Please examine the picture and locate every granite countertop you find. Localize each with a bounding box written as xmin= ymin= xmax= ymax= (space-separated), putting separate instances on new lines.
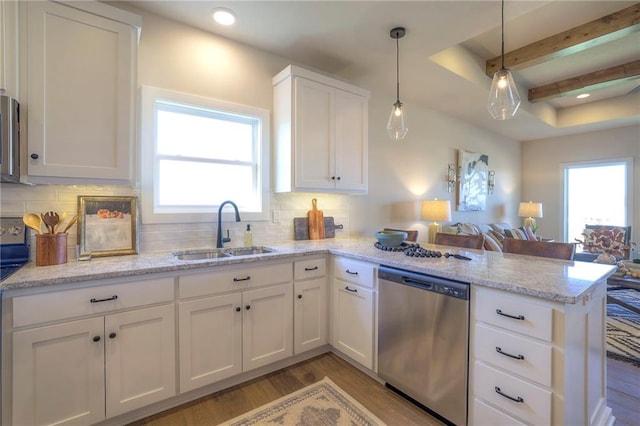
xmin=0 ymin=238 xmax=617 ymax=303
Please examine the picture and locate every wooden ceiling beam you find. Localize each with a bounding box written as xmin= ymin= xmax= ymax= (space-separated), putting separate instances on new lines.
xmin=486 ymin=3 xmax=640 ymax=76
xmin=527 ymin=60 xmax=640 ymax=103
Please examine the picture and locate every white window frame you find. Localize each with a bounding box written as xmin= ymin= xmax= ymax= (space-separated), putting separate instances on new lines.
xmin=139 ymin=86 xmax=270 ymax=224
xmin=561 ymin=157 xmax=634 ymax=243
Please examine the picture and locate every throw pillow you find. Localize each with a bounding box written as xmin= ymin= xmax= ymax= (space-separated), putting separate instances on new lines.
xmin=512 ymin=228 xmax=527 ymax=240
xmin=581 ymin=227 xmax=627 ymax=258
xmin=483 ymin=232 xmax=503 ymax=252
xmin=524 ymin=226 xmax=537 ymax=241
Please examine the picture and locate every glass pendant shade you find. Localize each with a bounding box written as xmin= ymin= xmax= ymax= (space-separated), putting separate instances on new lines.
xmin=488 ymin=68 xmax=521 ymax=120
xmin=387 ymin=101 xmax=408 ymax=140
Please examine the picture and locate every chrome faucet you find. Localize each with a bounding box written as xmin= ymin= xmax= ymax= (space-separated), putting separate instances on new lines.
xmin=216 ymin=200 xmax=241 ymax=248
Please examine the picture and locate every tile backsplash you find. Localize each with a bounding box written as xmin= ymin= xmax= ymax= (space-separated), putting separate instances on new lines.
xmin=0 ymin=184 xmax=352 ymax=261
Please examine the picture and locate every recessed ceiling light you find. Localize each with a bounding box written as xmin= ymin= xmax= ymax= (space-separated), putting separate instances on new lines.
xmin=212 ymin=8 xmax=236 ymax=26
xmin=576 ymin=93 xmax=590 ymax=99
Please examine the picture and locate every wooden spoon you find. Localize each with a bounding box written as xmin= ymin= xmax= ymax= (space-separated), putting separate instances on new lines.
xmin=60 ymin=215 xmax=78 ymax=234
xmin=23 ymin=213 xmax=43 ymax=235
xmin=42 ymin=211 xmax=59 ymax=234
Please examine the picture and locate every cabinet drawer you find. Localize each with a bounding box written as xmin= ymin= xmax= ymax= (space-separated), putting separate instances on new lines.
xmin=333 ymin=257 xmax=375 ymax=289
xmin=179 ymin=262 xmax=293 ymax=299
xmin=474 ymin=323 xmax=552 ymax=386
xmin=474 ymin=361 xmax=551 ymax=425
xmin=472 ymin=398 xmax=526 ymax=426
xmin=474 ymin=287 xmax=553 ymax=342
xmin=294 ymin=257 xmax=326 ymax=280
xmin=13 ymin=277 xmax=174 ymax=327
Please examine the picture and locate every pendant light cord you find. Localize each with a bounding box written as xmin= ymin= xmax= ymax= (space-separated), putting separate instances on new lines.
xmin=396 ymin=36 xmax=400 ymax=103
xmin=501 ymin=0 xmax=505 ymax=70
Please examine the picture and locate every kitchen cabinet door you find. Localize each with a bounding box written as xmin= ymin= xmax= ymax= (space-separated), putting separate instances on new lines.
xmin=293 ymin=77 xmax=334 ymax=190
xmin=105 ymin=304 xmax=176 ymax=418
xmin=23 ymin=1 xmax=139 ymax=183
xmin=13 ymin=317 xmax=106 ymax=426
xmin=294 ymin=277 xmax=328 ymax=354
xmin=178 ymin=293 xmax=243 ymax=392
xmin=242 ymin=283 xmax=293 ymax=371
xmin=334 ymin=89 xmax=368 ymax=191
xmin=0 ymin=0 xmax=18 ymax=96
xmin=332 ymin=280 xmax=374 ymax=369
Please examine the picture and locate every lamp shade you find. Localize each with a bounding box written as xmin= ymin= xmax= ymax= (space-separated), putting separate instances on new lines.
xmin=518 ymin=201 xmax=543 ymax=218
xmin=421 ymin=200 xmax=452 ymax=222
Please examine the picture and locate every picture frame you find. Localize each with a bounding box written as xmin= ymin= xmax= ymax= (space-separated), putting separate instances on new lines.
xmin=457 ymin=149 xmax=488 ymax=212
xmin=77 ymin=196 xmax=138 ymax=257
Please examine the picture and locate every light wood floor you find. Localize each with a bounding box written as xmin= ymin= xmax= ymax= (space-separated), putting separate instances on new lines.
xmin=131 ymin=353 xmax=638 ymax=426
xmin=607 ymin=357 xmax=640 ymax=426
xmin=130 ymin=352 xmax=444 ymax=425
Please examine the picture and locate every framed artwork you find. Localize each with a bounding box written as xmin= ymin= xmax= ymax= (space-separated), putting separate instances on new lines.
xmin=457 ymin=149 xmax=488 ymax=211
xmin=77 ymin=196 xmax=138 ymax=257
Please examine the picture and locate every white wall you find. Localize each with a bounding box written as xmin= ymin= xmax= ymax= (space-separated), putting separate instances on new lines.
xmin=2 ymin=4 xmax=527 ymax=260
xmin=521 ymin=125 xmax=640 ymax=243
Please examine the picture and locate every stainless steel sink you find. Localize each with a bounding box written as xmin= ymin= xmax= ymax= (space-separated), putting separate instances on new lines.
xmin=227 ymin=246 xmax=274 ymax=256
xmin=173 ymin=246 xmax=274 ymax=260
xmin=173 ymin=249 xmax=232 ymax=260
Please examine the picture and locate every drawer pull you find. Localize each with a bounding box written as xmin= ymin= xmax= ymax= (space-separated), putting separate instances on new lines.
xmin=496 ymin=346 xmax=525 ymax=360
xmin=90 ymin=295 xmax=118 ymax=303
xmin=233 ymin=276 xmax=251 ymax=282
xmin=92 ymin=336 xmax=101 ymax=342
xmin=496 ymin=309 xmax=525 ymax=321
xmin=305 ymin=266 xmax=319 ymax=271
xmin=495 ymin=386 xmax=524 ymax=403
xmin=346 ymin=269 xmax=359 ymax=275
xmin=345 ymin=286 xmax=358 ymax=293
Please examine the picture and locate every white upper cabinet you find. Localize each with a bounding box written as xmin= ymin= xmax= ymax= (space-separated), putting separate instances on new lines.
xmin=22 ymin=1 xmax=140 ymax=184
xmin=0 ymin=0 xmax=19 ymax=96
xmin=273 ymin=65 xmax=370 ymax=194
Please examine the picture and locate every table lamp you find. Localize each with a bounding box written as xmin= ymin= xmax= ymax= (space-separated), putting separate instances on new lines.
xmin=421 ymin=199 xmax=452 ymax=244
xmin=518 ymin=201 xmax=543 ymax=230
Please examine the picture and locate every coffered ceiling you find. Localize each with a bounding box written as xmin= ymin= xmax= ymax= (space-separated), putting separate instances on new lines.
xmin=120 ymin=1 xmax=640 ymax=141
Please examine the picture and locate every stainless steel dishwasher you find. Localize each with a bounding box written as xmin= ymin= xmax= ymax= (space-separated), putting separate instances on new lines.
xmin=378 ymin=266 xmax=470 ymax=426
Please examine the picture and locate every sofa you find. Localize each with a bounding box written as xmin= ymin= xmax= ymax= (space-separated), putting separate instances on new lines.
xmin=443 ymin=222 xmax=635 ymax=262
xmin=441 ymin=222 xmax=532 ymax=252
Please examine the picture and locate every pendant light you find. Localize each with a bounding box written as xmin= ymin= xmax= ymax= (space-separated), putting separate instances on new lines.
xmin=387 ymin=27 xmax=408 ymax=140
xmin=487 ymin=0 xmax=521 ymax=120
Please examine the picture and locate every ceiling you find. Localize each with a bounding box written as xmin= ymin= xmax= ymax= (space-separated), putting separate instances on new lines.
xmin=121 ymin=1 xmax=640 ymax=141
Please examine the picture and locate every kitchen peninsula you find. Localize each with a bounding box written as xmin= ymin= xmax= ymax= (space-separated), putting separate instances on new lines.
xmin=1 ymin=239 xmax=617 ymax=425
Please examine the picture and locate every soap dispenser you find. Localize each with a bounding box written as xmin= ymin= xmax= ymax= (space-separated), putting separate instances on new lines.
xmin=244 ymin=224 xmax=253 ymax=246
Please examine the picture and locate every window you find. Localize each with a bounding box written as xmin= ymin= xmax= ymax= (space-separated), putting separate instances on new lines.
xmin=563 ymin=158 xmax=633 ymax=247
xmin=140 ymin=86 xmax=270 ymax=224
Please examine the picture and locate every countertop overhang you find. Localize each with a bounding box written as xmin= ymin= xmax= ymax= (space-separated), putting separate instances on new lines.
xmin=0 ymin=238 xmax=617 ymax=303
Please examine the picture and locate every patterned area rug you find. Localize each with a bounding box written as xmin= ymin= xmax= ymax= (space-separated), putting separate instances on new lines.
xmin=218 ymin=377 xmax=386 ymax=426
xmin=607 ymin=288 xmax=640 ymax=367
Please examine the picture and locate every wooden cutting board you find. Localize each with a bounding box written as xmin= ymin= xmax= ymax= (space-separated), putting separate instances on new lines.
xmin=307 ymin=199 xmax=325 ymax=240
xmin=294 ymin=217 xmax=343 ymax=240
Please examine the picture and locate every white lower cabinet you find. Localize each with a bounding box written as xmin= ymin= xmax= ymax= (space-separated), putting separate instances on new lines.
xmin=331 ymin=257 xmax=376 ymax=369
xmin=293 ymin=257 xmax=328 ymax=354
xmin=12 ymin=303 xmax=175 ymax=425
xmin=178 ymin=263 xmax=294 ymax=393
xmin=179 ymin=293 xmax=242 ymax=391
xmin=469 ymin=284 xmax=610 ymax=426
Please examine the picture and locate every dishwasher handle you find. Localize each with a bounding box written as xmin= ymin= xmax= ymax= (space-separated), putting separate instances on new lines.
xmin=402 ymin=277 xmax=433 ymax=290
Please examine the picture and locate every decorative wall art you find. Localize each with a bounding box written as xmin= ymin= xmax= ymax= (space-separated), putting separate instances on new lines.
xmin=77 ymin=196 xmax=138 ymax=257
xmin=457 ymin=149 xmax=489 ymax=211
